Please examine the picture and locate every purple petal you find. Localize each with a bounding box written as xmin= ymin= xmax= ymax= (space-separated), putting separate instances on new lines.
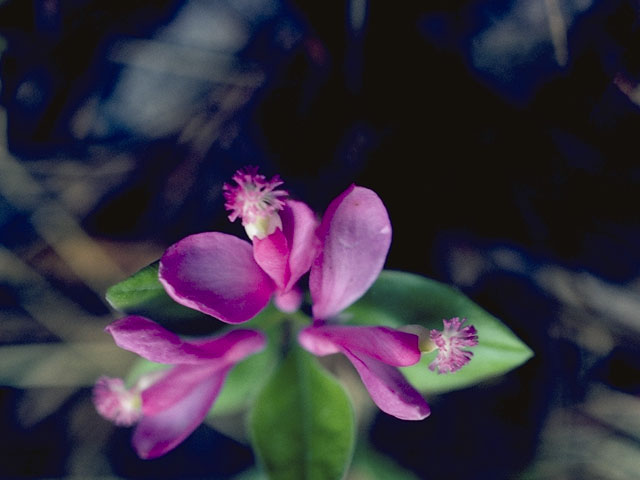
xmin=159 ymin=232 xmax=276 ymax=324
xmin=192 ymin=328 xmax=267 ymax=364
xmin=132 ymin=367 xmax=229 ymax=459
xmin=342 ymin=348 xmax=430 ymax=421
xmin=299 ymin=325 xmax=429 ymax=419
xmin=253 ymin=200 xmax=319 ymax=292
xmin=139 ymin=329 xmax=265 ymax=414
xmin=106 ymin=316 xmax=206 ymax=364
xmin=106 ymin=317 xmax=266 ymax=365
xmin=310 ymin=185 xmax=391 ymax=320
xmin=141 ymin=364 xmax=217 ymax=415
xmin=252 ymin=228 xmax=288 ymax=290
xmin=298 ymin=324 xmax=421 ymax=366
xmin=280 ymin=200 xmax=319 ymax=291
xmin=298 ymin=324 xmax=342 ymax=356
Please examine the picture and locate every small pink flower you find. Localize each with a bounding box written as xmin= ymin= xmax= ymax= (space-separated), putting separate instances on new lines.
xmin=299 ymin=185 xmax=430 ymax=421
xmin=429 ymin=317 xmax=478 ymax=374
xmin=93 ymin=316 xmax=266 ymax=459
xmin=159 ymin=168 xmax=319 ymax=323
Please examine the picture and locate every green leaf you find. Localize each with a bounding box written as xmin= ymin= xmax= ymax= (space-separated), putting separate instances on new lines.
xmin=345 ymin=270 xmax=533 ymax=393
xmin=106 ymin=261 xmax=221 ymax=334
xmin=250 ymin=345 xmax=355 ymax=480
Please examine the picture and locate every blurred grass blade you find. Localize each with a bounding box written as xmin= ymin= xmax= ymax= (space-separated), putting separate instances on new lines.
xmin=0 ymin=342 xmax=135 ymax=388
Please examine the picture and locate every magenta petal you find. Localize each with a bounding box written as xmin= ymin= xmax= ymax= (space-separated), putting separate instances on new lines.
xmin=107 ymin=317 xmax=266 ymax=365
xmin=193 ymin=328 xmax=267 ymax=365
xmin=141 ymin=364 xmax=217 ymax=415
xmin=253 ymin=228 xmax=288 ymax=289
xmin=159 ymin=232 xmax=276 ymax=324
xmin=300 ymin=325 xmax=429 ymax=420
xmin=253 ymin=200 xmax=319 ymax=292
xmin=310 ymin=185 xmax=392 ymax=320
xmin=280 ymin=200 xmax=319 ymax=291
xmin=140 ymin=330 xmax=265 ymax=413
xmin=298 ymin=325 xmax=342 ymax=356
xmin=298 ymin=324 xmax=421 ymax=366
xmin=106 ymin=316 xmax=207 ymax=364
xmin=132 ymin=368 xmax=229 ymax=459
xmin=342 ymin=348 xmax=430 ymax=421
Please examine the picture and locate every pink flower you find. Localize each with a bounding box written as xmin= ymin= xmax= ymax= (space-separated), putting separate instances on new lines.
xmin=298 ymin=185 xmax=431 ymax=420
xmin=159 ymin=168 xmax=319 ymax=323
xmin=429 ymin=317 xmax=478 ymax=374
xmin=93 ymin=316 xmax=266 ymax=459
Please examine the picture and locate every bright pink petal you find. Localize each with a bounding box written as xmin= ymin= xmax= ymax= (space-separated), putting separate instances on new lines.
xmin=132 ymin=368 xmax=229 ymax=459
xmin=253 ymin=200 xmax=319 ymax=292
xmin=342 ymin=349 xmax=430 ymax=421
xmin=298 ymin=324 xmax=421 ymax=366
xmin=191 ymin=328 xmax=267 ymax=365
xmin=253 ymin=228 xmax=288 ymax=289
xmin=106 ymin=316 xmax=208 ymax=364
xmin=280 ymin=200 xmax=319 ymax=291
xmin=141 ymin=364 xmax=217 ymax=415
xmin=159 ymin=232 xmax=276 ymax=324
xmin=299 ymin=323 xmax=429 ymax=420
xmin=139 ymin=329 xmax=265 ymax=414
xmin=107 ymin=317 xmax=266 ymax=365
xmin=310 ymin=185 xmax=391 ymax=320
xmin=298 ymin=324 xmax=342 ymax=356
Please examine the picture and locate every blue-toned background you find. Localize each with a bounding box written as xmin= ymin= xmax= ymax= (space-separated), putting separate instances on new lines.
xmin=1 ymin=0 xmax=639 ymax=478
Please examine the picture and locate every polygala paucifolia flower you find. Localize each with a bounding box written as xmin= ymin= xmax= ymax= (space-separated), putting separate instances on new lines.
xmin=94 ymin=166 xmax=478 ymax=458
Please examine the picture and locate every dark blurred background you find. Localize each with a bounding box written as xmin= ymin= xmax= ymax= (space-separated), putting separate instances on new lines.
xmin=1 ymin=0 xmax=639 ymax=478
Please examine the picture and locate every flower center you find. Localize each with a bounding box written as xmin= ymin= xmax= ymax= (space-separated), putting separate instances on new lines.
xmin=428 ymin=317 xmax=478 ymax=374
xmin=93 ymin=376 xmax=143 ymax=426
xmin=223 ymin=167 xmax=288 ymax=239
